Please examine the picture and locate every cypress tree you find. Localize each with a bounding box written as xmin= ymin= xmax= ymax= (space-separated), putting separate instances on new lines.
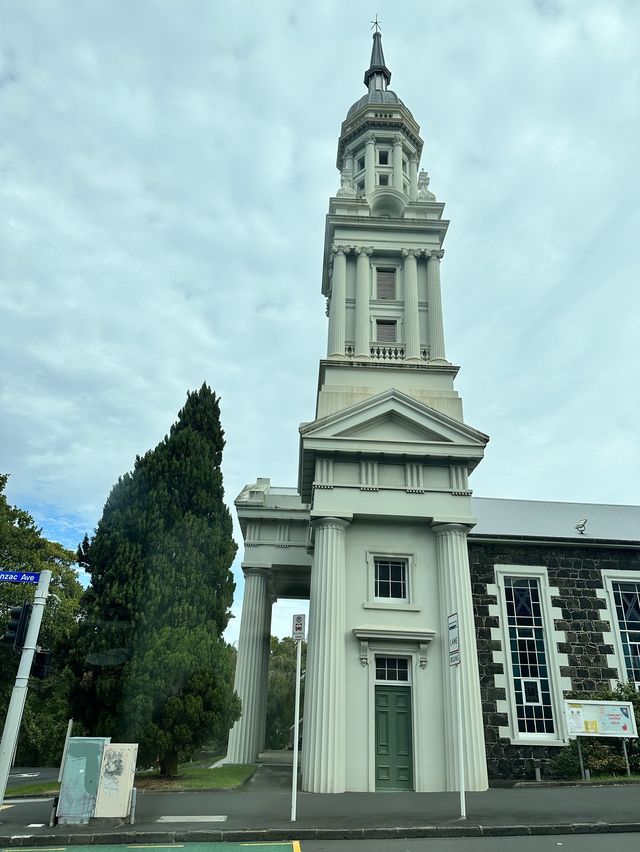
xmin=74 ymin=384 xmax=240 ymax=775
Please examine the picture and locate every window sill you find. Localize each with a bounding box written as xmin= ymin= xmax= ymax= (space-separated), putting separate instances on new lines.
xmin=363 ymin=602 xmax=421 ymax=612
xmin=508 ymin=738 xmax=566 ymax=748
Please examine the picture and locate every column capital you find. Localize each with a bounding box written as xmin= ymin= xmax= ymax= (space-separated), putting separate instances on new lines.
xmin=409 ymin=153 xmax=418 ymax=163
xmin=401 ymin=248 xmax=419 ymax=259
xmin=426 ymin=249 xmax=444 ymax=261
xmin=431 ymin=522 xmax=471 ymax=538
xmin=312 ymin=516 xmax=350 ymax=532
xmin=332 ymin=245 xmax=350 ymax=256
xmin=393 ymin=133 xmax=403 ymax=146
xmin=365 ymin=133 xmax=376 ymax=145
xmin=354 ymin=246 xmax=373 ymax=257
xmin=242 ymin=566 xmax=271 ymax=579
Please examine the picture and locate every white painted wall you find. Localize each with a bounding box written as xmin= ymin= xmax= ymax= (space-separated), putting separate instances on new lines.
xmin=343 ymin=519 xmax=446 ymax=791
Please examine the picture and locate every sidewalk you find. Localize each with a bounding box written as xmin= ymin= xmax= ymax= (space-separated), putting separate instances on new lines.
xmin=1 ymin=756 xmax=640 ymax=844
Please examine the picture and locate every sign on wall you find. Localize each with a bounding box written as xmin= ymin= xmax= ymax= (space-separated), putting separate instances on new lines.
xmin=564 ymin=700 xmax=638 ymax=738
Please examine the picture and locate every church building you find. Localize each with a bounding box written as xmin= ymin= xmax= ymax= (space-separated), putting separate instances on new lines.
xmin=226 ymin=32 xmax=640 ymax=792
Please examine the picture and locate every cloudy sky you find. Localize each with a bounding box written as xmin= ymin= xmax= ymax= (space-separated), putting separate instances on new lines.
xmin=2 ymin=0 xmax=638 ymax=643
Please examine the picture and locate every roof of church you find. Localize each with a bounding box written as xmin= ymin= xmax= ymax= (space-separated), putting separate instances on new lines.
xmin=471 ymin=496 xmax=640 ymax=544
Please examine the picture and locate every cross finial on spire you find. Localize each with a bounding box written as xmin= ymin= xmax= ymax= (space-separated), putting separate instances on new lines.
xmin=364 ymin=17 xmax=390 ymax=90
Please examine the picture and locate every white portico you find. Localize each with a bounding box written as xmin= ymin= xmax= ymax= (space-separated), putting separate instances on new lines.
xmin=227 ymin=31 xmax=489 ymax=793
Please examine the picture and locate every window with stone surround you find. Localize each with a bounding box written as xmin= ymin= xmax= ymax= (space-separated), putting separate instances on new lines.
xmin=495 ymin=565 xmax=564 ymax=742
xmin=601 ymin=570 xmax=640 ymax=689
xmin=364 ymin=551 xmax=419 ymax=611
xmin=374 ymin=557 xmax=407 ymax=601
xmin=503 ymin=577 xmax=554 ymax=734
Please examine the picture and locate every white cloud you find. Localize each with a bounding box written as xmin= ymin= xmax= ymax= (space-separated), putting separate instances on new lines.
xmin=1 ymin=1 xmax=638 ymax=642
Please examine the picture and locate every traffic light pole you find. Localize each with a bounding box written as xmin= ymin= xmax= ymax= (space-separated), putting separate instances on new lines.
xmin=0 ymin=570 xmax=52 ymax=805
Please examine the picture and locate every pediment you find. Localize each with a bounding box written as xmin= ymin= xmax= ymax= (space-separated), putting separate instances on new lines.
xmin=336 ymin=411 xmax=451 ymax=443
xmin=300 ymin=388 xmax=488 ymax=449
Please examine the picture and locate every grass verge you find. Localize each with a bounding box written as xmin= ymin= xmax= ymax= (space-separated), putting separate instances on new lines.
xmin=5 ymin=760 xmax=255 ymax=797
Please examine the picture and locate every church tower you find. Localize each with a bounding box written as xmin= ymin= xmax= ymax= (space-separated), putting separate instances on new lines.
xmin=228 ymin=31 xmax=490 ymax=795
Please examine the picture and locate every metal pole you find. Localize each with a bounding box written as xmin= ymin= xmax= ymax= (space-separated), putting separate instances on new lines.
xmin=576 ymin=737 xmax=585 ymax=781
xmin=622 ymin=738 xmax=631 ymax=778
xmin=456 ymin=662 xmax=466 ymax=819
xmin=0 ymin=570 xmax=52 ymax=804
xmin=290 ymin=638 xmax=302 ymax=822
xmin=58 ymin=718 xmax=74 ymax=782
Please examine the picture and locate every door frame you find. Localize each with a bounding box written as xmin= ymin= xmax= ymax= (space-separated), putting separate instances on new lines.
xmin=366 ymin=645 xmax=423 ymax=792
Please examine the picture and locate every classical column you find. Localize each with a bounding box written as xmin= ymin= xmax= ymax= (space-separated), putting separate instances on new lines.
xmin=409 ymin=155 xmax=418 ymax=201
xmin=258 ymin=594 xmax=275 ymax=752
xmin=344 ymin=151 xmax=354 ymax=181
xmin=392 ymin=134 xmax=404 ymax=191
xmin=432 ymin=524 xmax=488 ymax=791
xmin=364 ymin=134 xmax=376 ymax=195
xmin=226 ymin=567 xmax=271 ymax=763
xmin=402 ymin=249 xmax=421 ymax=362
xmin=355 ymin=246 xmax=372 ymax=359
xmin=302 ymin=517 xmax=349 ymax=793
xmin=426 ymin=250 xmax=447 ymax=362
xmin=327 ymin=246 xmax=348 ymax=358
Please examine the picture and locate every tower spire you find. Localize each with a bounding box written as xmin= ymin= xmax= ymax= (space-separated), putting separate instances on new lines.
xmin=364 ymin=26 xmax=391 ymax=92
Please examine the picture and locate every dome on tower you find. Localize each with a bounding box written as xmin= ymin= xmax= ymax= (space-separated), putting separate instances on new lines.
xmin=346 ymin=88 xmax=406 ymax=119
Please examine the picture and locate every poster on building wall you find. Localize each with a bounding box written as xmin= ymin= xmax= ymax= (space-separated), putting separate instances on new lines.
xmin=564 ymin=700 xmax=638 ymax=738
xmin=94 ymin=743 xmax=138 ymax=817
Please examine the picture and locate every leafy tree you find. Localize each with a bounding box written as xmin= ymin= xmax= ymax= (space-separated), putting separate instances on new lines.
xmin=73 ymin=384 xmax=240 ymax=775
xmin=265 ymin=636 xmax=306 ymax=749
xmin=0 ymin=474 xmax=82 ymax=765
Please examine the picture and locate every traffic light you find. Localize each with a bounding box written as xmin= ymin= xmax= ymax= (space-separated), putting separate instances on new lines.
xmin=31 ymin=649 xmax=52 ymax=679
xmin=3 ymin=601 xmax=32 ymax=651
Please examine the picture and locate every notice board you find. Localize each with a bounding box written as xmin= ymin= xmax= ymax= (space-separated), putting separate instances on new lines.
xmin=564 ymin=700 xmax=638 ymax=738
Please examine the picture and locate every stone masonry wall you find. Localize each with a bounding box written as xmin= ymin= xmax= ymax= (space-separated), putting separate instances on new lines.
xmin=468 ymin=540 xmax=640 ymax=781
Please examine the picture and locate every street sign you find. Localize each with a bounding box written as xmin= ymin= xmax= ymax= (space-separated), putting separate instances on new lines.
xmin=0 ymin=571 xmax=40 ymax=584
xmin=448 ymin=612 xmax=460 ymax=666
xmin=292 ymin=613 xmax=306 ymax=640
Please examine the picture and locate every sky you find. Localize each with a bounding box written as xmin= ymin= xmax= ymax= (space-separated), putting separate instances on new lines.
xmin=2 ymin=0 xmax=639 ymax=644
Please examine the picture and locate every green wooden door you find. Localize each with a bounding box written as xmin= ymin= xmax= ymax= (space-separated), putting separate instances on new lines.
xmin=375 ymin=685 xmax=413 ymax=790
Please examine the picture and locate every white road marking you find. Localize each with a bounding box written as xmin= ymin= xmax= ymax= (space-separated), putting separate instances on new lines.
xmin=156 ymin=815 xmax=227 ymax=823
xmin=3 ymin=797 xmax=53 ymax=804
xmin=27 ymin=824 xmax=46 ymax=828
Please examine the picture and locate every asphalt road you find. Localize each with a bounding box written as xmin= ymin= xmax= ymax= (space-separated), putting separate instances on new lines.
xmin=6 ymin=768 xmax=58 ymax=789
xmin=0 ymin=840 xmax=639 ymax=852
xmin=303 ymin=838 xmax=640 ymax=852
